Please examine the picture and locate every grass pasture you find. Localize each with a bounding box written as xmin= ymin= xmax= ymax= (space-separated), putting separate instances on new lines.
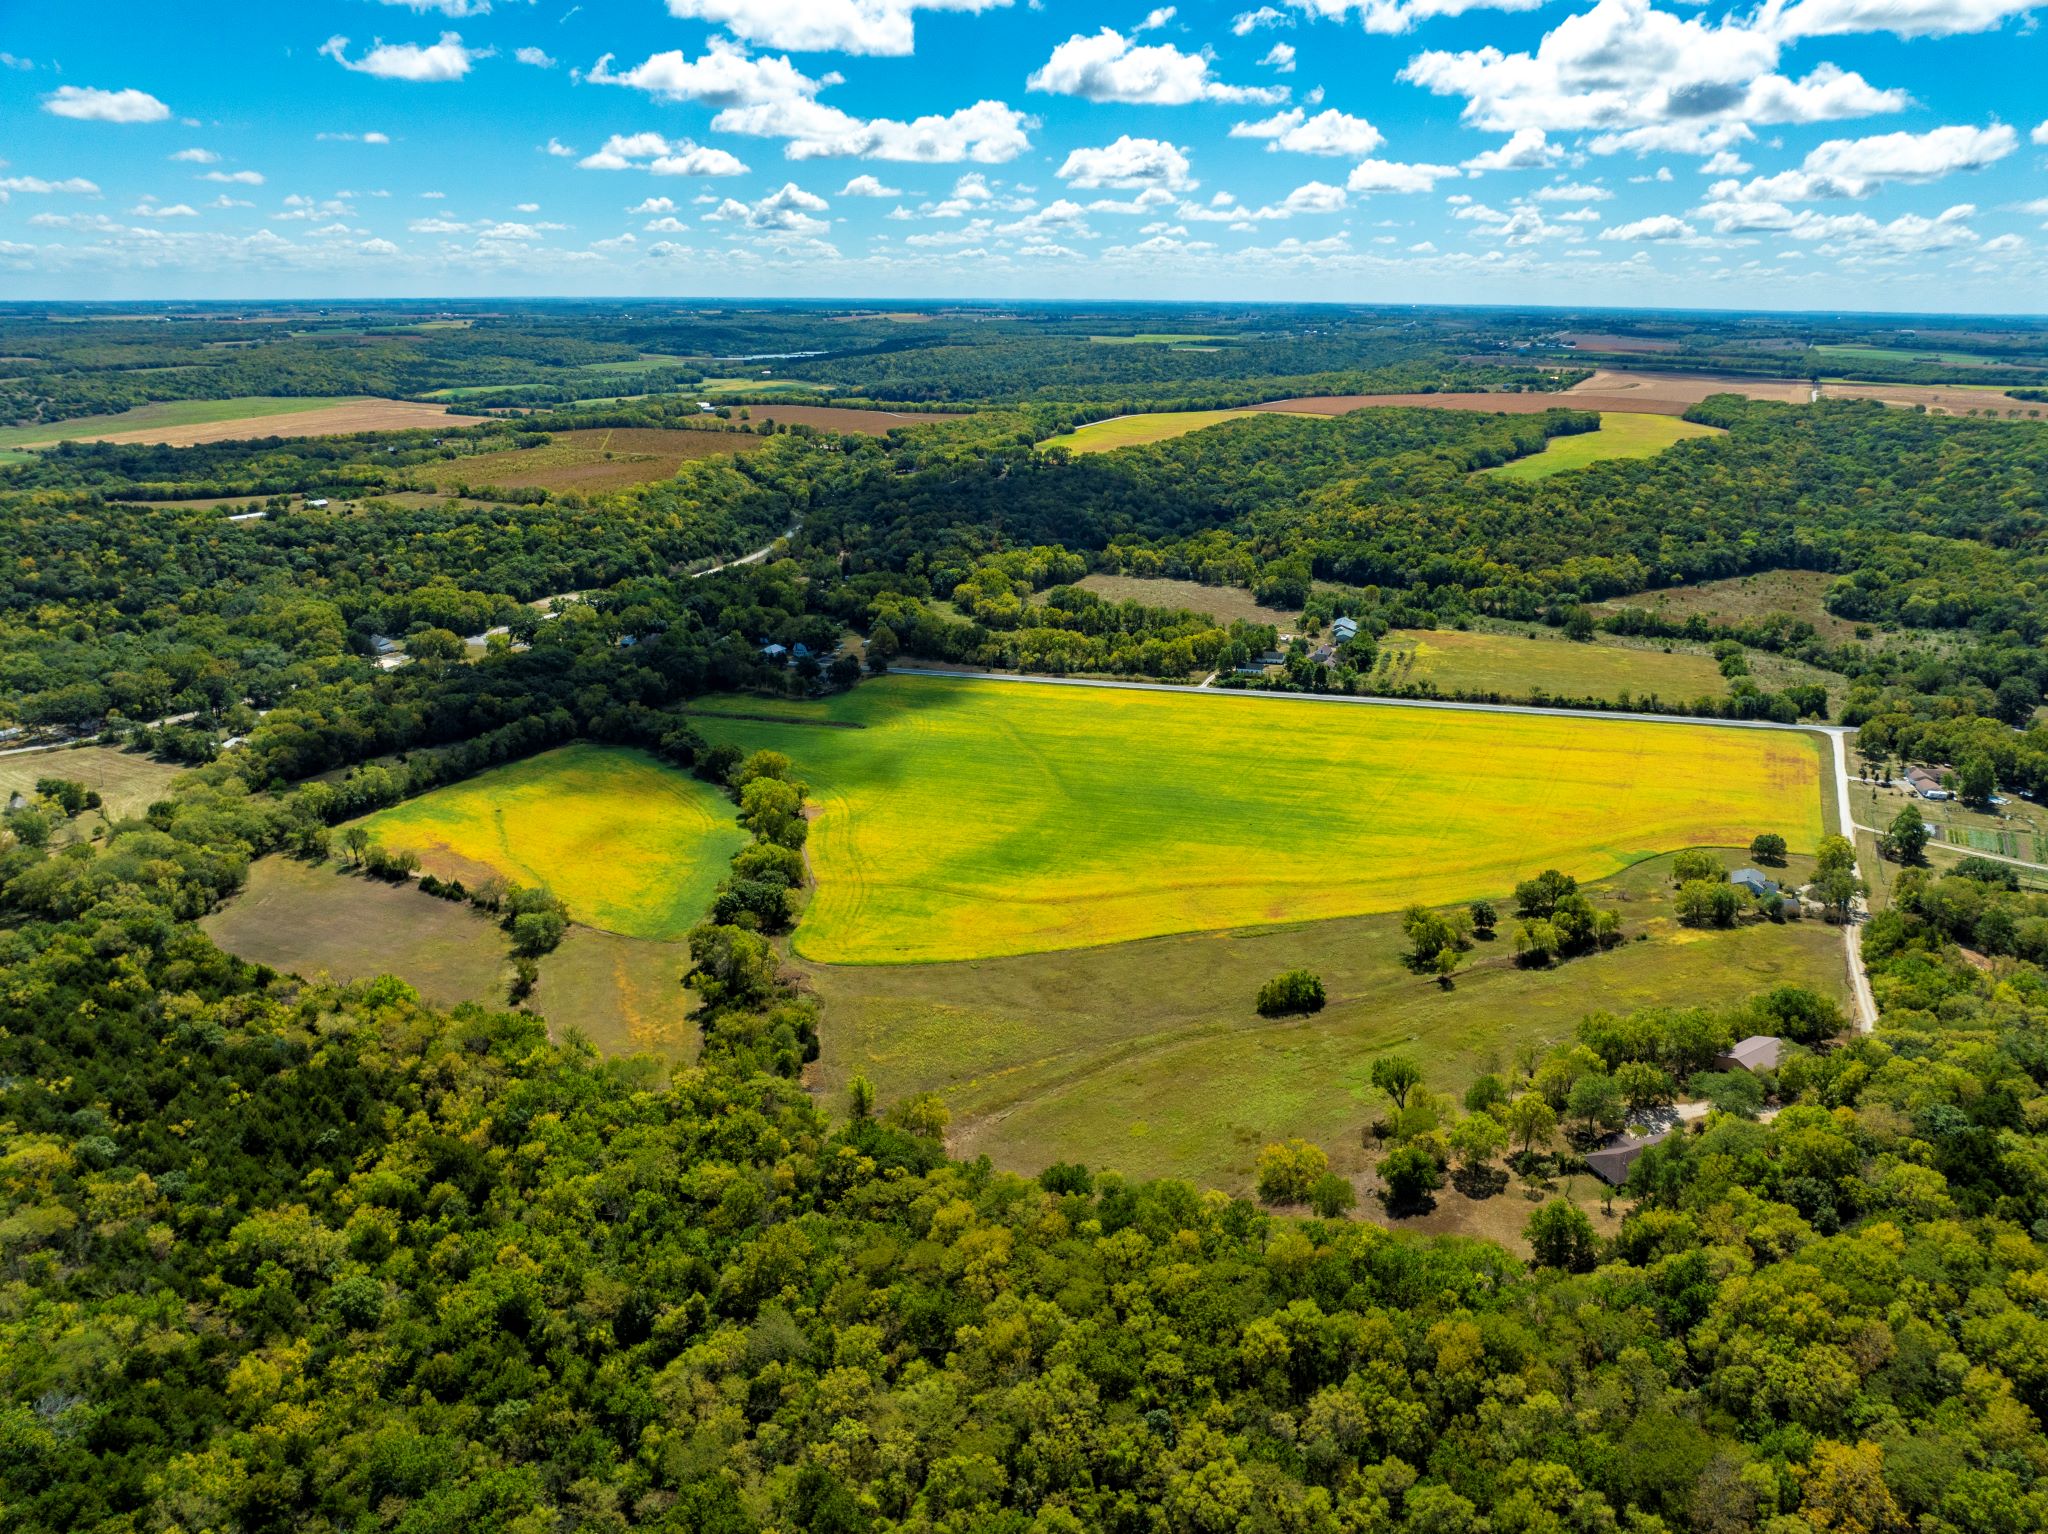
xmin=415 ymin=427 xmax=764 ymax=494
xmin=0 ymin=746 xmax=184 ymax=824
xmin=1482 ymin=412 xmax=1721 ymax=480
xmin=1375 ymin=626 xmax=1728 ymax=703
xmin=351 ymin=744 xmax=744 ymax=941
xmin=1088 ymin=333 xmax=1232 ymax=346
xmin=1074 ymin=574 xmax=1299 ymax=627
xmin=803 ymin=849 xmax=1846 ymax=1191
xmin=1595 ymin=570 xmax=1865 ymax=643
xmin=690 ymin=675 xmax=1827 ymax=964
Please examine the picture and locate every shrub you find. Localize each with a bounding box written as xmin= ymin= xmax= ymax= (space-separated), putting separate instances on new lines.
xmin=1526 ymin=1200 xmax=1599 ymax=1271
xmin=1377 ymin=1143 xmax=1444 ymax=1212
xmin=1039 ymin=1162 xmax=1093 ymax=1196
xmin=1254 ymin=1139 xmax=1330 ymax=1205
xmin=1672 ymin=849 xmax=1723 ymax=885
xmin=1308 ymin=1173 xmax=1357 ymax=1219
xmin=1256 ymin=969 xmax=1326 ymax=1016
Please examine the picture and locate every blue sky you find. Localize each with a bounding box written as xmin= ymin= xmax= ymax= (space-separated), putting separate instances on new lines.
xmin=2 ymin=0 xmax=2045 ymax=309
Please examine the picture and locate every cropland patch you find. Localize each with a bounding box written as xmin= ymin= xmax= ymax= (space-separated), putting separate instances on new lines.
xmin=1816 ymin=380 xmax=2048 ymax=418
xmin=1374 ymin=626 xmax=1729 ymax=703
xmin=1041 ymin=408 xmax=1317 ymax=453
xmin=1482 ymin=411 xmax=1722 ymax=480
xmin=415 ymin=426 xmax=764 ymax=494
xmin=690 ymin=675 xmax=1828 ymax=963
xmin=1555 ymin=332 xmax=1683 ymax=354
xmin=0 ymin=396 xmax=487 ymax=449
xmin=801 ymin=849 xmax=1846 ymax=1191
xmin=1564 ymin=369 xmax=1815 ymax=409
xmin=1088 ymin=333 xmax=1232 ymax=345
xmin=352 ymin=744 xmax=745 ymax=941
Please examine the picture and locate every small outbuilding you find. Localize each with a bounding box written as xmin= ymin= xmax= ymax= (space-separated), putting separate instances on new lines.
xmin=305 ymin=497 xmax=330 ymax=509
xmin=1331 ymin=616 xmax=1360 ymax=642
xmin=760 ymin=642 xmax=788 ymax=662
xmin=1715 ymin=1035 xmax=1784 ymax=1074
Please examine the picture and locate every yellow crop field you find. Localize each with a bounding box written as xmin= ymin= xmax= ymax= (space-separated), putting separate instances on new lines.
xmin=1482 ymin=411 xmax=1721 ymax=480
xmin=691 ymin=676 xmax=1826 ymax=963
xmin=352 ymin=744 xmax=744 ymax=941
xmin=1039 ymin=408 xmax=1315 ymax=454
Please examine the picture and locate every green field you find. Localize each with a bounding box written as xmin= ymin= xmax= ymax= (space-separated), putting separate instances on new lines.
xmin=0 ymin=395 xmax=357 ymax=450
xmin=690 ymin=675 xmax=1827 ymax=963
xmin=352 ymin=744 xmax=744 ymax=941
xmin=1483 ymin=412 xmax=1722 ymax=480
xmin=803 ymin=849 xmax=1844 ymax=1191
xmin=1088 ymin=333 xmax=1232 ymax=346
xmin=1040 ymin=408 xmax=1316 ymax=454
xmin=1813 ymin=344 xmax=2012 ymax=370
xmin=1376 ymin=626 xmax=1730 ymax=703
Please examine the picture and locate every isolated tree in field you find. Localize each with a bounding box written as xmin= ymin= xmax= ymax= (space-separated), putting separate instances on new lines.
xmin=1433 ymin=945 xmax=1463 ymax=987
xmin=1307 ymin=1172 xmax=1357 ymax=1219
xmin=1377 ymin=1142 xmax=1444 ymax=1212
xmin=1469 ymin=899 xmax=1497 ymax=936
xmin=1749 ymin=832 xmax=1788 ymax=866
xmin=1514 ymin=869 xmax=1577 ymax=918
xmin=1563 ymin=606 xmax=1595 ymax=642
xmin=1448 ymin=1112 xmax=1507 ymax=1173
xmin=1526 ymin=1200 xmax=1598 ymax=1271
xmin=340 ymin=825 xmax=371 ymax=867
xmin=1370 ymin=1054 xmax=1423 ymax=1111
xmin=1401 ymin=904 xmax=1471 ymax=966
xmin=1514 ymin=918 xmax=1559 ymax=966
xmin=1502 ymin=1094 xmax=1557 ymax=1158
xmin=1816 ymin=833 xmax=1857 ymax=878
xmin=1256 ymin=968 xmax=1325 ymax=1016
xmin=1886 ymin=804 xmax=1930 ymax=865
xmin=1672 ymin=849 xmax=1722 ymax=885
xmin=1254 ymin=1139 xmax=1329 ymax=1205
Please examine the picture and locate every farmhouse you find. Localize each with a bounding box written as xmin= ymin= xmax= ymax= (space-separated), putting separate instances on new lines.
xmin=1715 ymin=1035 xmax=1784 ymax=1074
xmin=1332 ymin=616 xmax=1360 ymax=642
xmin=1905 ymin=765 xmax=1952 ymax=800
xmin=1587 ymin=1128 xmax=1671 ymax=1187
xmin=1730 ymin=868 xmax=1778 ymax=899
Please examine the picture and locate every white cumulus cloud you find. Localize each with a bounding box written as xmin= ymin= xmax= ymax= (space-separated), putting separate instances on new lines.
xmin=1601 ymin=214 xmax=1696 ymax=240
xmin=663 ymin=0 xmax=1013 ymax=58
xmin=319 ymin=33 xmax=490 ymax=83
xmin=43 ymin=86 xmax=170 ymax=123
xmin=840 ymin=174 xmax=903 ymax=196
xmin=1057 ymin=136 xmax=1196 ymax=191
xmin=1029 ymin=28 xmax=1287 ymax=105
xmin=1230 ymin=108 xmax=1384 ymax=157
xmin=579 ymin=133 xmax=751 ymax=177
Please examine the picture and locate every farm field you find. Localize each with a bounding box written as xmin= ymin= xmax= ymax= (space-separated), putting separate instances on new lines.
xmin=1554 ymin=332 xmax=1682 ymax=354
xmin=1816 ymin=380 xmax=2048 ymax=418
xmin=533 ymin=927 xmax=698 ymax=1059
xmin=1482 ymin=411 xmax=1721 ymax=479
xmin=1814 ymin=343 xmax=2012 ymax=369
xmin=1088 ymin=333 xmax=1232 ymax=345
xmin=1041 ymin=407 xmax=1318 ymax=453
xmin=351 ymin=744 xmax=744 ymax=941
xmin=203 ymin=855 xmax=510 ymax=1008
xmin=1374 ymin=625 xmax=1729 ymax=702
xmin=414 ymin=426 xmax=764 ymax=493
xmin=1561 ymin=369 xmax=1814 ymax=408
xmin=800 ymin=849 xmax=1845 ymax=1191
xmin=0 ymin=396 xmax=486 ymax=449
xmin=1075 ymin=573 xmax=1298 ymax=627
xmin=689 ymin=675 xmax=1828 ymax=963
xmin=0 ymin=746 xmax=184 ymax=825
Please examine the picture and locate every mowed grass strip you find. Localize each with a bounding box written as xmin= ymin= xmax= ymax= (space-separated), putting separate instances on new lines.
xmin=352 ymin=744 xmax=745 ymax=941
xmin=1482 ymin=411 xmax=1722 ymax=480
xmin=1376 ymin=627 xmax=1729 ymax=703
xmin=691 ymin=676 xmax=1826 ymax=963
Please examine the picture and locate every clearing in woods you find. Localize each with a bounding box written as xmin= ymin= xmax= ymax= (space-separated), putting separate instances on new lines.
xmin=800 ymin=848 xmax=1847 ymax=1192
xmin=0 ymin=396 xmax=486 ymax=449
xmin=414 ymin=426 xmax=766 ymax=493
xmin=1074 ymin=573 xmax=1299 ymax=628
xmin=0 ymin=746 xmax=184 ymax=824
xmin=1594 ymin=570 xmax=1867 ymax=642
xmin=1481 ymin=412 xmax=1723 ymax=479
xmin=1040 ymin=407 xmax=1321 ymax=453
xmin=1373 ymin=626 xmax=1730 ymax=702
xmin=689 ymin=674 xmax=1828 ymax=964
xmin=351 ymin=744 xmax=745 ymax=942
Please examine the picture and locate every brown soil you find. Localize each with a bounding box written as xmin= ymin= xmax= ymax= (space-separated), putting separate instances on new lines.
xmin=53 ymin=400 xmax=489 ymax=447
xmin=1556 ymin=332 xmax=1683 ymax=354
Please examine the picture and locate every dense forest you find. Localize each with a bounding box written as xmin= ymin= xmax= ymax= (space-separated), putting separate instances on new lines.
xmin=8 ymin=302 xmax=2048 ymax=1530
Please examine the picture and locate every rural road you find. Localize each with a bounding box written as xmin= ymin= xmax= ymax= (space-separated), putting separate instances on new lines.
xmin=890 ymin=665 xmax=1884 ymax=1034
xmin=691 ymin=524 xmax=797 ymax=580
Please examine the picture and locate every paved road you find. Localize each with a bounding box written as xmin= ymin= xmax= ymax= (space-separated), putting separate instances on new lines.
xmin=691 ymin=525 xmax=797 ymax=580
xmin=891 ymin=665 xmax=1884 ymax=1033
xmin=0 ymin=710 xmax=202 ymax=759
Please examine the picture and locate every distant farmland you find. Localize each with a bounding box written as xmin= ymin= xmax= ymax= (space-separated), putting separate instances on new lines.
xmin=1481 ymin=411 xmax=1721 ymax=480
xmin=415 ymin=426 xmax=765 ymax=494
xmin=745 ymin=404 xmax=966 ymax=435
xmin=691 ymin=674 xmax=1827 ymax=964
xmin=0 ymin=396 xmax=486 ymax=449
